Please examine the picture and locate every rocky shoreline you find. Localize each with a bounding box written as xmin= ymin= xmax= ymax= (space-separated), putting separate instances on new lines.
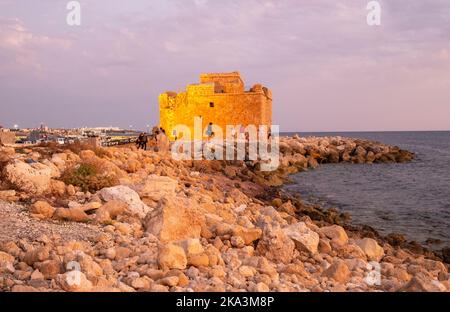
xmin=0 ymin=136 xmax=448 ymax=292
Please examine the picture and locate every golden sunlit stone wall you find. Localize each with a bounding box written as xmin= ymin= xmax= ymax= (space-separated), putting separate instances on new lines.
xmin=159 ymin=72 xmax=272 ymax=141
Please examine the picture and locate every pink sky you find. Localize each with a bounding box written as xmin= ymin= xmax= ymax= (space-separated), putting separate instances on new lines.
xmin=0 ymin=0 xmax=449 ymax=131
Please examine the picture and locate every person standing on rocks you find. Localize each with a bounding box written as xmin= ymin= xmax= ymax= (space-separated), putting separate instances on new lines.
xmin=136 ymin=133 xmax=144 ymax=149
xmin=142 ymin=133 xmax=148 ymax=150
xmin=206 ymin=122 xmax=213 ymax=139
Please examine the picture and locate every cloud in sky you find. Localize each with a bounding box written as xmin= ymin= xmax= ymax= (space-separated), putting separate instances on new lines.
xmin=0 ymin=0 xmax=449 ymax=131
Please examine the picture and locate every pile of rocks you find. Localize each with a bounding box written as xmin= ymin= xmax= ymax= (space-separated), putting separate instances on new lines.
xmin=0 ymin=137 xmax=447 ymax=293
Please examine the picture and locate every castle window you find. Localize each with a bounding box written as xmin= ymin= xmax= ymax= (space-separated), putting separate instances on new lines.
xmin=209 ymin=102 xmax=214 ymax=108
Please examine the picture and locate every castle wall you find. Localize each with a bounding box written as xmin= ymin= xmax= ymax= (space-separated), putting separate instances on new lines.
xmin=159 ymin=73 xmax=272 ymax=141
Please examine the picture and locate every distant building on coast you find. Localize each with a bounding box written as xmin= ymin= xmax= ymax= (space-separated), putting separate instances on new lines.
xmin=0 ymin=128 xmax=16 ymax=145
xmin=159 ymin=72 xmax=272 ymax=140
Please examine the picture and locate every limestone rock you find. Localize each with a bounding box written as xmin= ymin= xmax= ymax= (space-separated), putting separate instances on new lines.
xmin=53 ymin=207 xmax=90 ymax=223
xmin=322 ymin=260 xmax=350 ymax=283
xmin=422 ymin=259 xmax=447 ymax=274
xmin=23 ymin=247 xmax=50 ymax=266
xmin=77 ymin=253 xmax=104 ymax=278
xmin=1 ymin=241 xmax=21 ymax=257
xmin=238 ymin=265 xmax=256 ymax=278
xmin=30 ymin=201 xmax=55 ymax=219
xmin=50 ymin=179 xmax=66 ymax=196
xmin=94 ymin=209 xmax=111 ymax=224
xmin=177 ymin=238 xmax=204 ymax=256
xmin=0 ymin=190 xmax=17 ymax=202
xmin=134 ymin=174 xmax=178 ymax=201
xmin=251 ymin=282 xmax=270 ymax=292
xmin=57 ymin=271 xmax=93 ymax=292
xmin=158 ymin=244 xmax=187 ymax=270
xmin=50 ymin=153 xmax=67 ymax=170
xmin=4 ymin=161 xmax=53 ymax=195
xmin=256 ymin=229 xmax=295 ymax=264
xmin=11 ymin=285 xmax=40 ymax=292
xmin=223 ymin=166 xmax=238 ymax=178
xmin=398 ymin=273 xmax=447 ymax=292
xmin=30 ymin=269 xmax=44 ymax=280
xmin=94 ymin=200 xmax=127 ymax=223
xmin=0 ymin=251 xmax=15 ymax=274
xmin=114 ymin=247 xmax=132 ymax=260
xmin=66 ymin=184 xmax=76 ymax=196
xmin=157 ymin=276 xmax=179 ymax=287
xmin=79 ymin=150 xmax=96 ymax=160
xmin=145 ymin=197 xmax=203 ymax=242
xmin=39 ymin=260 xmax=62 ymax=279
xmin=283 ymin=222 xmax=320 ymax=255
xmin=125 ymin=159 xmax=141 ymax=173
xmin=320 ymin=225 xmax=348 ymax=246
xmin=307 ymin=157 xmax=319 ymax=169
xmin=187 ymin=253 xmax=210 ymax=267
xmin=231 ymin=236 xmax=246 ymax=248
xmin=80 ymin=201 xmax=102 ymax=212
xmin=232 ymin=226 xmax=262 ymax=245
xmin=318 ymin=239 xmax=332 ymax=254
xmin=130 ymin=277 xmax=151 ymax=290
xmin=0 ymin=251 xmax=15 ymax=264
xmin=356 ymin=238 xmax=384 ymax=262
xmin=99 ymin=185 xmax=150 ymax=218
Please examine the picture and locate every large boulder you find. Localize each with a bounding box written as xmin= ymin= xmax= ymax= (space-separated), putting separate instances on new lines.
xmin=283 ymin=222 xmax=320 ymax=255
xmin=320 ymin=225 xmax=348 ymax=246
xmin=256 ymin=228 xmax=295 ymax=264
xmin=98 ymin=185 xmax=150 ymax=219
xmin=133 ymin=175 xmax=178 ymax=201
xmin=144 ymin=197 xmax=204 ymax=242
xmin=4 ymin=161 xmax=53 ymax=195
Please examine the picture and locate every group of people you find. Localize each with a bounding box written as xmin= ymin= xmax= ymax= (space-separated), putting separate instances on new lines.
xmin=136 ymin=127 xmax=170 ymax=153
xmin=136 ymin=122 xmax=272 ymax=153
xmin=136 ymin=132 xmax=148 ymax=150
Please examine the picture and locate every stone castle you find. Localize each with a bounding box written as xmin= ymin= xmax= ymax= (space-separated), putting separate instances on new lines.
xmin=159 ymin=72 xmax=272 ymax=140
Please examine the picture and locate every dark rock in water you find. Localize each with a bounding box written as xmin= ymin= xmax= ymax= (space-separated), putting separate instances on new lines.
xmin=386 ymin=233 xmax=407 ymax=246
xmin=299 ymin=206 xmax=326 ymax=222
xmin=327 ymin=149 xmax=340 ymax=163
xmin=425 ymin=238 xmax=442 ymax=245
xmin=406 ymin=241 xmax=425 ymax=255
xmin=271 ymin=198 xmax=283 ymax=208
xmin=441 ymin=246 xmax=450 ymax=263
xmin=356 ymin=224 xmax=380 ymax=239
xmin=340 ymin=212 xmax=352 ymax=223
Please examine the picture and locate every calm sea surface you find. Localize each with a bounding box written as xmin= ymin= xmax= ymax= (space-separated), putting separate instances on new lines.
xmin=282 ymin=131 xmax=450 ymax=248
